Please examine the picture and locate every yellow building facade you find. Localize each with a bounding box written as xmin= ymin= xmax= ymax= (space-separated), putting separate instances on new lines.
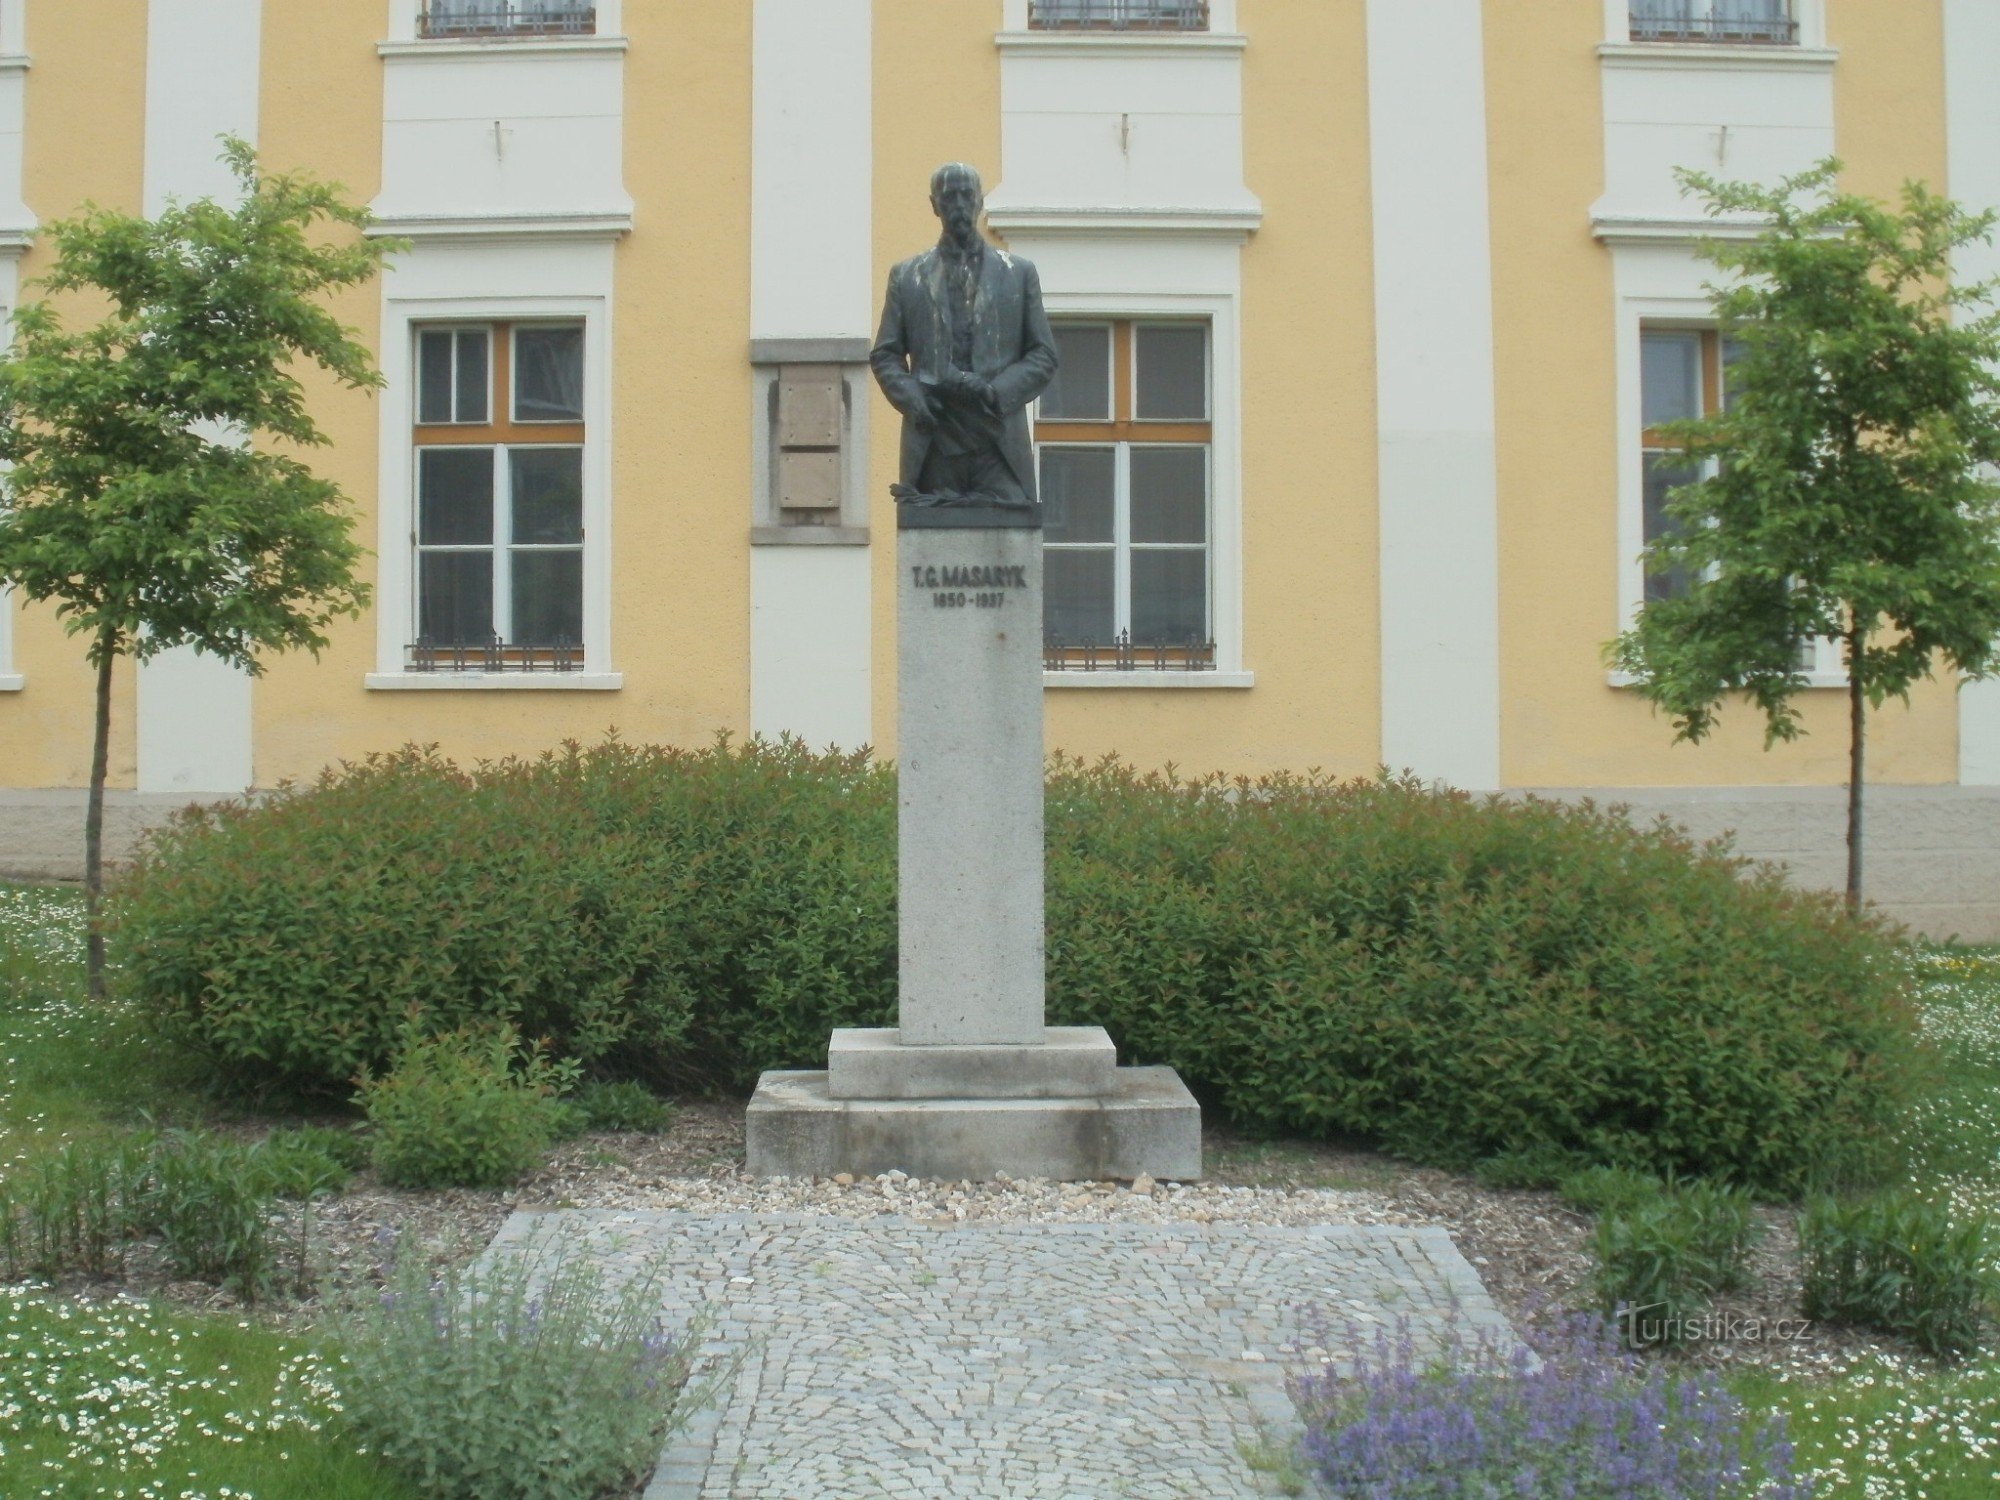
xmin=1 ymin=0 xmax=1998 ymax=934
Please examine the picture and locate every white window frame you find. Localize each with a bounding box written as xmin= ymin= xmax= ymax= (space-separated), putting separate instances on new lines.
xmin=1035 ymin=291 xmax=1248 ymax=688
xmin=0 ymin=583 xmax=19 ymax=692
xmin=1602 ymin=0 xmax=1827 ymax=49
xmin=1616 ymin=295 xmax=1844 ymax=686
xmin=1001 ymin=0 xmax=1237 ymax=33
xmin=370 ymin=294 xmax=617 ymax=690
xmin=385 ymin=0 xmax=623 ymax=44
xmin=1040 ymin=320 xmax=1214 ymax=660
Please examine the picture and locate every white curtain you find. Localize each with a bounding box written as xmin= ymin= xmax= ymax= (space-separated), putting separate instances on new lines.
xmin=517 ymin=330 xmax=585 ymax=422
xmin=1629 ymin=0 xmax=1689 ymax=23
xmin=1714 ymin=0 xmax=1789 ymax=22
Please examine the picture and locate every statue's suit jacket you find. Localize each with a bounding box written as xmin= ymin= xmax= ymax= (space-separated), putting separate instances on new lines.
xmin=870 ymin=241 xmax=1059 ymax=497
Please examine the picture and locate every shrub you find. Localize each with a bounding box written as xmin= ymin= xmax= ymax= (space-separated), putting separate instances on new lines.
xmin=116 ymin=739 xmax=1918 ymax=1191
xmin=566 ymin=1080 xmax=676 ymax=1134
xmin=251 ymin=1126 xmax=365 ymax=1198
xmin=0 ymin=1129 xmax=276 ymax=1293
xmin=138 ymin=1129 xmax=277 ymax=1293
xmin=1591 ymin=1179 xmax=1761 ymax=1346
xmin=1561 ymin=1166 xmax=1663 ymax=1219
xmin=1289 ymin=1308 xmax=1805 ymax=1497
xmin=324 ymin=1230 xmax=716 ymax=1500
xmin=1045 ymin=760 xmax=1917 ymax=1194
xmin=0 ymin=1135 xmax=153 ymax=1279
xmin=358 ymin=1022 xmax=577 ymax=1190
xmin=117 ymin=738 xmax=895 ymax=1101
xmin=1801 ymin=1190 xmax=1994 ymax=1357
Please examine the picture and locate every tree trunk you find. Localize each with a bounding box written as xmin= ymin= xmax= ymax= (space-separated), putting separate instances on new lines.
xmin=1846 ymin=625 xmax=1865 ymax=914
xmin=84 ymin=631 xmax=113 ymax=1003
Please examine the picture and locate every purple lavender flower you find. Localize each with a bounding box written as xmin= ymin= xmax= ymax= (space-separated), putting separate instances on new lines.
xmin=1289 ymin=1309 xmax=1809 ymax=1499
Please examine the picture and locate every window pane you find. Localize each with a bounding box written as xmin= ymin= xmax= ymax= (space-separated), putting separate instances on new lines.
xmin=515 ymin=325 xmax=585 ymax=423
xmin=1134 ymin=324 xmax=1207 ymax=420
xmin=418 ymin=449 xmax=495 ymax=544
xmin=1039 ymin=325 xmax=1112 ymax=420
xmin=510 ymin=448 xmax=584 ymax=544
xmin=418 ymin=552 xmax=493 ymax=646
xmin=1044 ymin=549 xmax=1115 ymax=644
xmin=1642 ymin=454 xmax=1701 ymax=602
xmin=511 ymin=551 xmax=584 ymax=646
xmin=1131 ymin=550 xmax=1207 ymax=645
xmin=454 ymin=329 xmax=489 ymax=424
xmin=1040 ymin=447 xmax=1114 ymax=543
xmin=418 ymin=330 xmax=454 ymax=423
xmin=1721 ymin=336 xmax=1745 ymax=410
xmin=1641 ymin=332 xmax=1702 ymax=427
xmin=1130 ymin=447 xmax=1206 ymax=544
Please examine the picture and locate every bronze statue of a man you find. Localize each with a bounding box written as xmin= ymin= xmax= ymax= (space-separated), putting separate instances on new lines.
xmin=870 ymin=163 xmax=1058 ymax=512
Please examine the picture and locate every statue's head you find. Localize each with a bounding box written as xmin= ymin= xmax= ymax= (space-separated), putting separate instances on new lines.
xmin=929 ymin=162 xmax=985 ymax=244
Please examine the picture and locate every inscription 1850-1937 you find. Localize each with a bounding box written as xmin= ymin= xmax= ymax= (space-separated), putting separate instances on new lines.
xmin=911 ymin=563 xmax=1027 ymax=611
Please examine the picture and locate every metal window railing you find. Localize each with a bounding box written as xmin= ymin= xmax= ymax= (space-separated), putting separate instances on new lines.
xmin=1629 ymin=7 xmax=1796 ymax=43
xmin=1043 ymin=630 xmax=1216 ymax=672
xmin=419 ymin=4 xmax=596 ymax=39
xmin=1029 ymin=0 xmax=1210 ymax=32
xmin=407 ymin=635 xmax=583 ymax=672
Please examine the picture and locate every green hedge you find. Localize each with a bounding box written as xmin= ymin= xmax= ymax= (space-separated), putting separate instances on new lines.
xmin=113 ymin=739 xmax=1920 ymax=1192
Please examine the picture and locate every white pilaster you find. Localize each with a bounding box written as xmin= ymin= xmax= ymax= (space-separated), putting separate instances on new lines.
xmin=1947 ymin=0 xmax=2000 ymax=786
xmin=136 ymin=0 xmax=260 ymax=794
xmin=1366 ymin=0 xmax=1501 ymax=791
xmin=748 ymin=0 xmax=872 ymax=750
xmin=0 ymin=1 xmax=30 ymax=694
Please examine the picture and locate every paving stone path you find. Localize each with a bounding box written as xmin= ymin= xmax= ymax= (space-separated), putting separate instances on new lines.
xmin=483 ymin=1209 xmax=1509 ymax=1500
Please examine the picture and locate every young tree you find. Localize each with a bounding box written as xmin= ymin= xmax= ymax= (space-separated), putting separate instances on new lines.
xmin=1610 ymin=160 xmax=2000 ymax=911
xmin=0 ymin=138 xmax=394 ymax=998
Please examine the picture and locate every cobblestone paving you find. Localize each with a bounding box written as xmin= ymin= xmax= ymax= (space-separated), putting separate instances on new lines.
xmin=483 ymin=1210 xmax=1508 ymax=1500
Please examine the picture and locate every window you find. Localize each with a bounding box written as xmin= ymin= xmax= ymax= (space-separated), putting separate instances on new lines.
xmin=419 ymin=2 xmax=595 ymax=39
xmin=1029 ymin=0 xmax=1209 ymax=31
xmin=1629 ymin=0 xmax=1795 ymax=44
xmin=1638 ymin=327 xmax=1729 ymax=603
xmin=1036 ymin=320 xmax=1214 ymax=668
xmin=410 ymin=322 xmax=586 ymax=671
xmin=1638 ymin=326 xmax=1840 ymax=674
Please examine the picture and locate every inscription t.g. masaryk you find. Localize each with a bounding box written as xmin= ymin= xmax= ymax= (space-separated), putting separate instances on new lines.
xmin=869 ymin=163 xmax=1059 ymax=526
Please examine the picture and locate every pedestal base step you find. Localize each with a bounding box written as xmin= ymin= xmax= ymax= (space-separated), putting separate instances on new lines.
xmin=826 ymin=1025 xmax=1116 ymax=1099
xmin=745 ymin=1066 xmax=1202 ymax=1182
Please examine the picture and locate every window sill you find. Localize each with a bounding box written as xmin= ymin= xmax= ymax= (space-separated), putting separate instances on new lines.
xmin=1045 ymin=669 xmax=1253 ymax=689
xmin=1597 ymin=42 xmax=1836 ymax=71
xmin=366 ymin=671 xmax=623 ymax=691
xmin=0 ymin=674 xmax=22 ymax=693
xmin=995 ymin=29 xmax=1245 ymax=57
xmin=1607 ymin=669 xmax=1847 ymax=690
xmin=751 ymin=525 xmax=871 ymax=547
xmin=377 ymin=36 xmax=628 ymax=60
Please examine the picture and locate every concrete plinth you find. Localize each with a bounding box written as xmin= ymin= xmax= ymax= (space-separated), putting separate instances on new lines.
xmin=896 ymin=526 xmax=1045 ymax=1045
xmin=745 ymin=1067 xmax=1202 ymax=1182
xmin=827 ymin=1025 xmax=1116 ymax=1100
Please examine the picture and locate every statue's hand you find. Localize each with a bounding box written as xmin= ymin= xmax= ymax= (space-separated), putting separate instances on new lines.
xmin=910 ymin=388 xmax=942 ymax=433
xmin=943 ymin=368 xmax=997 ymax=411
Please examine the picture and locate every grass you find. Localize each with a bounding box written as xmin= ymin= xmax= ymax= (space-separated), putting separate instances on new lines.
xmin=0 ymin=1285 xmax=419 ymax=1499
xmin=0 ymin=882 xmax=203 ymax=1166
xmin=1 ymin=882 xmax=418 ymax=1496
xmin=1720 ymin=945 xmax=2000 ymax=1498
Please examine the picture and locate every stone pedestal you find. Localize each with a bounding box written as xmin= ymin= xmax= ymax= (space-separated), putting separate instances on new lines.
xmin=746 ymin=514 xmax=1202 ymax=1181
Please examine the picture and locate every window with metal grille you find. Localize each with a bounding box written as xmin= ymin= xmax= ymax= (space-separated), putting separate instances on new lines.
xmin=1629 ymin=0 xmax=1795 ymax=44
xmin=410 ymin=322 xmax=586 ymax=671
xmin=1036 ymin=320 xmax=1214 ymax=669
xmin=1029 ymin=0 xmax=1209 ymax=32
xmin=419 ymin=2 xmax=596 ymax=39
